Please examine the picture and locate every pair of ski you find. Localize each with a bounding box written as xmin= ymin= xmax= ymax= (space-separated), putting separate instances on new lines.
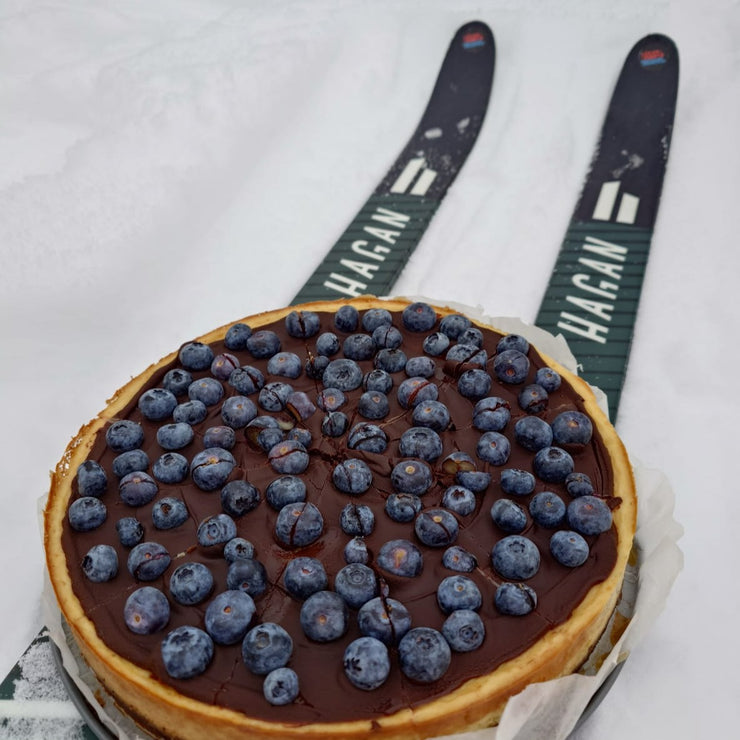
xmin=293 ymin=21 xmax=679 ymax=423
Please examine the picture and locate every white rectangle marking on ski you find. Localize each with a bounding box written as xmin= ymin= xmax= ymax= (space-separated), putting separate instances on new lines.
xmin=616 ymin=193 xmax=639 ymax=224
xmin=390 ymin=158 xmax=425 ymax=193
xmin=592 ymin=181 xmax=620 ymax=220
xmin=410 ymin=168 xmax=437 ymax=196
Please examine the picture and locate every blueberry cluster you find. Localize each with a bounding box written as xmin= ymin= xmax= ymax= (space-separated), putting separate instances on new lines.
xmin=67 ymin=301 xmax=617 ymax=711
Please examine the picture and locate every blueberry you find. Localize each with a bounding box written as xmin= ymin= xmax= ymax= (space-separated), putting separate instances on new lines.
xmin=385 ymin=493 xmax=422 ymax=523
xmin=112 ymin=449 xmax=149 ymax=478
xmin=300 ymin=590 xmax=349 ymax=642
xmin=127 ymin=541 xmax=171 ymax=581
xmin=377 ymin=539 xmax=423 ymax=578
xmin=399 ymin=427 xmax=442 ymax=462
xmin=267 ymin=352 xmax=303 ymax=379
xmin=459 ymin=327 xmax=484 ymax=348
xmin=441 ymin=451 xmax=476 ymax=475
xmin=456 ymin=469 xmax=491 ymax=493
xmin=490 ymin=498 xmax=527 ymax=533
xmin=203 ymin=425 xmax=236 ymax=450
xmin=322 ymin=411 xmax=349 ymax=437
xmin=398 ymin=627 xmax=451 ymax=683
xmin=476 ymin=431 xmax=511 ymax=466
xmin=551 ymin=530 xmax=590 ymax=567
xmin=361 ymin=308 xmax=392 ymax=332
xmin=221 ymin=479 xmax=261 ymax=517
xmin=344 ymin=537 xmax=369 ymax=565
xmin=332 ymin=459 xmax=373 ymax=495
xmin=225 ymin=322 xmax=253 ymax=350
xmin=116 ymin=516 xmax=143 ymax=547
xmin=316 ymin=332 xmax=341 ymax=356
xmin=472 ymin=397 xmax=511 ymax=432
xmin=242 ymin=622 xmax=293 ymax=674
xmin=415 ymin=509 xmax=459 ymax=548
xmin=357 ymin=597 xmax=412 ymax=645
xmin=210 ymin=352 xmax=240 ymax=380
xmin=156 ymin=422 xmax=194 ymax=451
xmin=169 ymin=562 xmax=214 ymax=605
xmin=173 ymin=399 xmax=208 ymax=425
xmin=458 ymin=368 xmax=492 ymax=400
xmin=179 ymin=341 xmax=214 ymax=370
xmin=265 ymin=476 xmax=305 ymax=511
xmin=391 ymin=459 xmax=433 ymax=495
xmin=518 ymin=383 xmax=549 ymax=414
xmin=340 ymin=503 xmax=375 ymax=536
xmin=305 ymin=354 xmax=330 ymax=379
xmin=162 ymin=626 xmax=214 ymax=679
xmin=402 ymin=302 xmax=437 ymax=332
xmin=372 ymin=324 xmax=403 ymax=349
xmin=567 ymin=495 xmax=613 ymax=535
xmin=286 ymin=310 xmax=320 ymax=338
xmin=445 ymin=343 xmax=487 ymax=368
xmin=275 ymin=502 xmax=324 ymax=548
xmin=221 ymin=395 xmax=258 ymax=429
xmin=105 ymin=420 xmax=144 ymax=452
xmin=283 ymin=556 xmax=328 ymax=600
xmin=565 ymin=472 xmax=595 ymax=498
xmin=224 ymin=537 xmax=255 ymax=562
xmin=226 ymin=558 xmax=268 ymax=597
xmin=551 ymin=410 xmax=593 ymax=447
xmin=347 ymin=423 xmax=387 ymax=453
xmin=258 ymin=381 xmax=293 ymax=411
xmin=343 ymin=637 xmax=391 ymax=690
xmin=228 ymin=365 xmax=265 ymax=395
xmin=492 ymin=535 xmax=540 ymax=580
xmin=497 ymin=334 xmax=529 ymax=355
xmin=439 ymin=314 xmax=471 ymax=340
xmin=263 ymin=667 xmax=300 ymax=705
xmin=152 ymin=452 xmax=189 ymax=484
xmin=405 ymin=356 xmax=435 ymax=378
xmin=335 ymin=304 xmax=360 ymax=332
xmin=76 ymin=460 xmax=108 ymax=498
xmin=441 ymin=485 xmax=476 ymax=516
xmin=364 ymin=370 xmax=395 ymax=397
xmin=358 ymin=390 xmax=389 ymax=420
xmin=436 ymin=575 xmax=481 ymax=614
xmin=197 ymin=513 xmax=237 ymax=547
xmin=82 ymin=544 xmax=118 ymax=582
xmin=124 ymin=586 xmax=170 ymax=635
xmin=138 ymin=388 xmax=177 ymax=421
xmin=191 ymin=448 xmax=236 ymax=491
xmin=374 ymin=347 xmax=408 ymax=373
xmin=529 ymin=491 xmax=566 ymax=528
xmin=422 ymin=331 xmax=450 ymax=356
xmin=533 ymin=446 xmax=575 ymax=483
xmin=442 ymin=546 xmax=477 ymax=573
xmin=442 ymin=609 xmax=485 ymax=652
xmin=162 ymin=368 xmax=193 ymax=397
xmin=316 ymin=387 xmax=347 ymax=411
xmin=398 ymin=378 xmax=439 ymax=410
xmin=500 ymin=468 xmax=536 ymax=496
xmin=152 ymin=497 xmax=188 ymax=530
xmin=68 ymin=496 xmax=107 ymax=532
xmin=246 ymin=417 xmax=284 ymax=451
xmin=535 ymin=366 xmax=561 ymax=392
xmin=247 ymin=330 xmax=281 ymax=359
xmin=205 ymin=590 xmax=256 ymax=645
xmin=412 ymin=400 xmax=450 ymax=431
xmin=322 ymin=357 xmax=364 ymax=392
xmin=494 ymin=582 xmax=538 ymax=616
xmin=343 ymin=333 xmax=376 ymax=361
xmin=493 ymin=350 xmax=530 ymax=384
xmin=286 ymin=391 xmax=316 ymax=422
xmin=514 ymin=416 xmax=553 ymax=452
xmin=335 ymin=563 xmax=378 ymax=609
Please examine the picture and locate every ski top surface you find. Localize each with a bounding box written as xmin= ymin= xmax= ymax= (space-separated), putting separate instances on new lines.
xmin=535 ymin=34 xmax=679 ymax=421
xmin=292 ymin=20 xmax=495 ymax=305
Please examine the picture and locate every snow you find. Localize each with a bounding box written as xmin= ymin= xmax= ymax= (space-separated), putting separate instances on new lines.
xmin=2 ymin=0 xmax=739 ymax=737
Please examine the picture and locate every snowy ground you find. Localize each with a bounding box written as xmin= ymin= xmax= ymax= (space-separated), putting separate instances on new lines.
xmin=2 ymin=0 xmax=739 ymax=737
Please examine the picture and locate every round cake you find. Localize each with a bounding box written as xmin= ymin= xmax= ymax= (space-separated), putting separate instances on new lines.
xmin=44 ymin=297 xmax=636 ymax=740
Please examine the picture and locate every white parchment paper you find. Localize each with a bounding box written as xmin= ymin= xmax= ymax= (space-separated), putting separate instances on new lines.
xmin=40 ymin=302 xmax=684 ymax=740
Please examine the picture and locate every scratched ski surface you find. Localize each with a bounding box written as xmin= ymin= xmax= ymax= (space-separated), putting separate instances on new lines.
xmin=535 ymin=34 xmax=679 ymax=421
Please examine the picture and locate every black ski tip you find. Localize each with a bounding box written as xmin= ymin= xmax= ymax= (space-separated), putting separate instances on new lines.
xmin=627 ymin=33 xmax=678 ymax=73
xmin=452 ymin=20 xmax=495 ymax=55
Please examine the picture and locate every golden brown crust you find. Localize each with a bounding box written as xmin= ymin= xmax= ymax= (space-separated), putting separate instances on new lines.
xmin=45 ymin=297 xmax=636 ymax=740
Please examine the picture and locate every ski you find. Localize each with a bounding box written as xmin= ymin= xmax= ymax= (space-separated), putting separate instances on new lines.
xmin=535 ymin=34 xmax=679 ymax=421
xmin=292 ymin=21 xmax=495 ymax=304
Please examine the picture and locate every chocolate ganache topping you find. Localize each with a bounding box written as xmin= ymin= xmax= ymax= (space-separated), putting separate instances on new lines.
xmin=60 ymin=300 xmax=619 ymax=725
